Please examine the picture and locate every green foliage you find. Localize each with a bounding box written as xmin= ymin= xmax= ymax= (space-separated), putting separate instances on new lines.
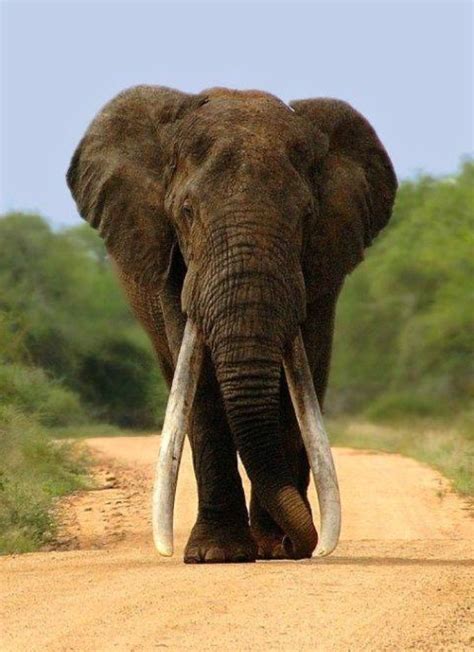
xmin=0 ymin=213 xmax=168 ymax=428
xmin=365 ymin=392 xmax=436 ymax=421
xmin=0 ymin=407 xmax=89 ymax=554
xmin=0 ymin=213 xmax=169 ymax=553
xmin=0 ymin=364 xmax=87 ymax=427
xmin=78 ymin=339 xmax=164 ymax=428
xmin=330 ymin=160 xmax=474 ymax=418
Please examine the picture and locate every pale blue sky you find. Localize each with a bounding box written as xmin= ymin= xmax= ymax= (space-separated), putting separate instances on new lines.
xmin=1 ymin=0 xmax=472 ymax=227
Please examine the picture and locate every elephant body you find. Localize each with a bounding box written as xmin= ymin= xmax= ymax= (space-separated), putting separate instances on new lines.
xmin=68 ymin=86 xmax=396 ymax=562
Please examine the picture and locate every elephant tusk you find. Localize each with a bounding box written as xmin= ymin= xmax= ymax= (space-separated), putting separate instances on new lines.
xmin=283 ymin=331 xmax=341 ymax=557
xmin=152 ymin=319 xmax=204 ymax=556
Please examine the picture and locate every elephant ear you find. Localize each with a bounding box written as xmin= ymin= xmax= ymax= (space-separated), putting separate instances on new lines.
xmin=290 ymin=98 xmax=397 ymax=296
xmin=67 ymin=85 xmax=205 ymax=288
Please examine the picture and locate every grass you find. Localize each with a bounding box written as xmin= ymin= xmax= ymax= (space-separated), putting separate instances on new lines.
xmin=0 ymin=406 xmax=90 ymax=554
xmin=328 ymin=413 xmax=474 ymax=496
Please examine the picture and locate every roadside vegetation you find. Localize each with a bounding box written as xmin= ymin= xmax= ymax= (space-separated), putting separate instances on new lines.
xmin=330 ymin=159 xmax=473 ymax=420
xmin=0 ymin=407 xmax=89 ymax=553
xmin=329 ymin=416 xmax=473 ymax=496
xmin=328 ymin=160 xmax=473 ymax=496
xmin=0 ymin=213 xmax=167 ymax=554
xmin=0 ymin=213 xmax=168 ymax=430
xmin=0 ymin=160 xmax=472 ymax=553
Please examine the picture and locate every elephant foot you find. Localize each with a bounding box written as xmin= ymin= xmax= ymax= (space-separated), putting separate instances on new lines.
xmin=253 ymin=529 xmax=289 ymax=560
xmin=184 ymin=519 xmax=257 ymax=564
xmin=250 ymin=487 xmax=314 ymax=560
xmin=250 ymin=497 xmax=292 ymax=559
xmin=251 ymin=527 xmax=314 ymax=560
xmin=252 ymin=523 xmax=311 ymax=560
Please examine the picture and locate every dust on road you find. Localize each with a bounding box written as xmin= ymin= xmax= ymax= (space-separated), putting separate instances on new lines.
xmin=2 ymin=436 xmax=473 ymax=651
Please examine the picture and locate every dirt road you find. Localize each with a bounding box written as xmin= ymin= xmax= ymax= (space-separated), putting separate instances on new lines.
xmin=2 ymin=436 xmax=473 ymax=651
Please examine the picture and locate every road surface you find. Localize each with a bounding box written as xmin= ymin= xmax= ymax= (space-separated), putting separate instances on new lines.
xmin=2 ymin=436 xmax=473 ymax=651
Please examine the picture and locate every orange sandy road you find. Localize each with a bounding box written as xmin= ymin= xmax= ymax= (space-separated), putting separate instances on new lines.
xmin=1 ymin=436 xmax=473 ymax=651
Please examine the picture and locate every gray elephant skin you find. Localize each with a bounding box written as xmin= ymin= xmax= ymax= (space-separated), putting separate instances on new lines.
xmin=67 ymin=86 xmax=397 ymax=563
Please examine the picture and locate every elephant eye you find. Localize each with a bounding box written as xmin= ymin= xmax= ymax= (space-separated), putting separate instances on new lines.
xmin=182 ymin=199 xmax=194 ymax=221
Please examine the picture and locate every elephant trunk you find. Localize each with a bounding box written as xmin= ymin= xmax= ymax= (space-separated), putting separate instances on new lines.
xmin=196 ymin=234 xmax=316 ymax=556
xmin=213 ymin=334 xmax=317 ymax=558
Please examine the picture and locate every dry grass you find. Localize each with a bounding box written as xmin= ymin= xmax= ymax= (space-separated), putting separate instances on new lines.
xmin=328 ymin=415 xmax=473 ymax=496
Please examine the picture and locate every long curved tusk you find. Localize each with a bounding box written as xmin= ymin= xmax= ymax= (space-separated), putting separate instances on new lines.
xmin=152 ymin=319 xmax=204 ymax=556
xmin=283 ymin=330 xmax=341 ymax=557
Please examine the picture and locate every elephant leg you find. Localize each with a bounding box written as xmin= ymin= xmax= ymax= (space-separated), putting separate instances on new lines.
xmin=144 ymin=316 xmax=255 ymax=564
xmin=158 ymin=265 xmax=255 ymax=563
xmin=250 ymin=290 xmax=340 ymax=559
xmin=184 ymin=354 xmax=257 ymax=563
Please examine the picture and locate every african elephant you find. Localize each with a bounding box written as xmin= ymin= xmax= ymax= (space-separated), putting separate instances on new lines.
xmin=67 ymin=86 xmax=397 ymax=563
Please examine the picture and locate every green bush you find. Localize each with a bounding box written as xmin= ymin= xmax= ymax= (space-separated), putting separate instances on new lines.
xmin=330 ymin=160 xmax=474 ymax=418
xmin=0 ymin=364 xmax=87 ymax=427
xmin=365 ymin=392 xmax=441 ymax=421
xmin=0 ymin=406 xmax=89 ymax=554
xmin=0 ymin=213 xmax=167 ymax=428
xmin=78 ymin=338 xmax=167 ymax=428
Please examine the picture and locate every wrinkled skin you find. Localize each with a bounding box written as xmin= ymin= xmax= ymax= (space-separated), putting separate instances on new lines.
xmin=67 ymin=86 xmax=397 ymax=562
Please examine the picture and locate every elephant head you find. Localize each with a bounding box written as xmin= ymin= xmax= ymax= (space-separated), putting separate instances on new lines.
xmin=67 ymin=86 xmax=397 ymax=558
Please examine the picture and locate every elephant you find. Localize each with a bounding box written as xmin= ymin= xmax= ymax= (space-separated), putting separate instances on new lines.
xmin=67 ymin=85 xmax=397 ymax=563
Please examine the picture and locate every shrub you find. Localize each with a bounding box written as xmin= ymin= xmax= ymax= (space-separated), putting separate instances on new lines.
xmin=0 ymin=406 xmax=89 ymax=554
xmin=365 ymin=392 xmax=441 ymax=421
xmin=78 ymin=338 xmax=168 ymax=428
xmin=0 ymin=364 xmax=88 ymax=427
xmin=331 ymin=160 xmax=474 ymax=417
xmin=0 ymin=214 xmax=166 ymax=428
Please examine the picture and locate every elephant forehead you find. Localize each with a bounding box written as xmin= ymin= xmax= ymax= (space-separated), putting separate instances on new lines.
xmin=179 ymin=100 xmax=312 ymax=164
xmin=201 ymin=86 xmax=292 ymax=111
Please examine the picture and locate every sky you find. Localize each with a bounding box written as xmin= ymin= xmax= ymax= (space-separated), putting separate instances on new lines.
xmin=1 ymin=0 xmax=472 ymax=227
